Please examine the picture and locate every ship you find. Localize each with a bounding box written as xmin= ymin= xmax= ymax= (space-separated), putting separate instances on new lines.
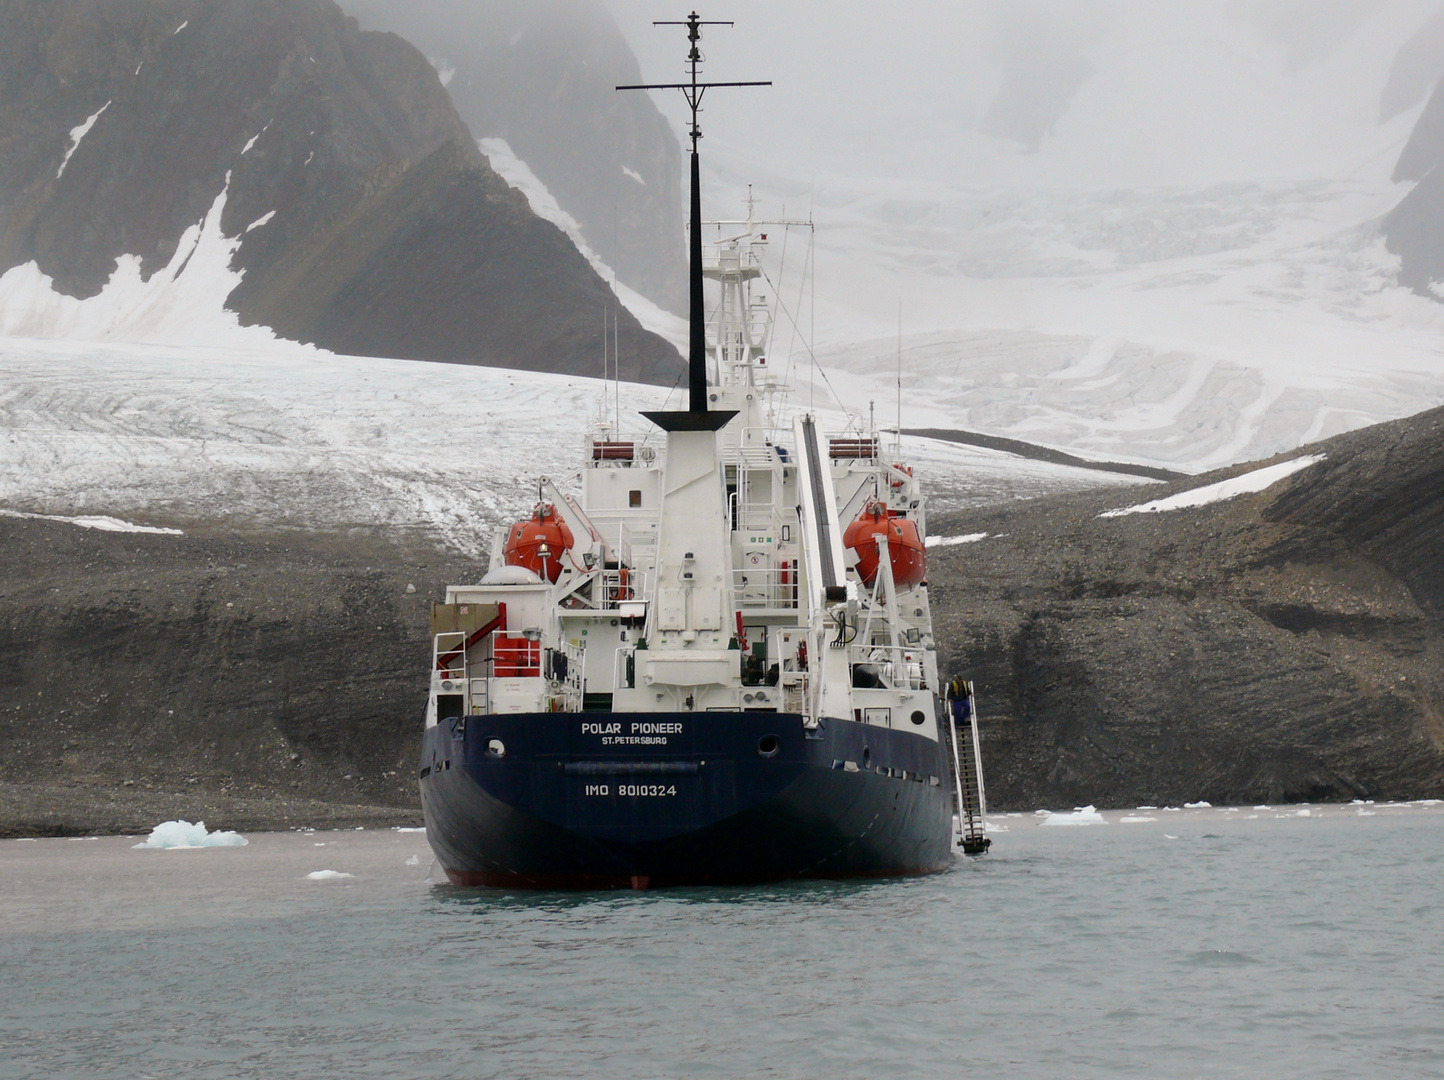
xmin=418 ymin=12 xmax=989 ymax=889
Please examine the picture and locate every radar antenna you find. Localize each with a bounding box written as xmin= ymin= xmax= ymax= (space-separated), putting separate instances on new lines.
xmin=618 ymin=12 xmax=770 ymax=421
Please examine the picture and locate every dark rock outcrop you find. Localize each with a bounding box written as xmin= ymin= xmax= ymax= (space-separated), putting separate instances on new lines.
xmin=0 ymin=517 xmax=467 ymax=835
xmin=0 ymin=0 xmax=682 ymax=382
xmin=1383 ymin=163 xmax=1444 ymax=296
xmin=1383 ymin=11 xmax=1444 ymax=299
xmin=343 ymin=0 xmax=686 ymax=314
xmin=1381 ymin=3 xmax=1444 ymax=123
xmin=932 ymin=406 xmax=1444 ymax=810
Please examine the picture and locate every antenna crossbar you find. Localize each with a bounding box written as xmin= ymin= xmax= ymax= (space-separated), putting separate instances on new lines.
xmin=615 ymin=82 xmax=771 ymax=91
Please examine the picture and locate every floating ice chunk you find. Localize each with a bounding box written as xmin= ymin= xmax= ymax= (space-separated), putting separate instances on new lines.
xmin=1184 ymin=800 xmax=1212 ymax=808
xmin=1099 ymin=455 xmax=1324 ymax=518
xmin=1163 ymin=833 xmax=1179 ymax=839
xmin=982 ymin=820 xmax=1009 ymax=832
xmin=173 ymin=20 xmax=188 ymax=34
xmin=306 ymin=870 xmax=354 ymax=880
xmin=133 ymin=820 xmax=247 ymax=849
xmin=1136 ymin=805 xmax=1158 ymax=810
xmin=926 ymin=532 xmax=988 ymax=548
xmin=394 ymin=826 xmax=426 ymax=833
xmin=1040 ymin=805 xmax=1107 ymax=826
xmin=405 ymin=854 xmax=421 ymax=865
xmin=1294 ymin=808 xmax=1312 ymax=817
xmin=57 ymin=100 xmax=111 ymax=178
xmin=1119 ymin=815 xmax=1157 ymax=823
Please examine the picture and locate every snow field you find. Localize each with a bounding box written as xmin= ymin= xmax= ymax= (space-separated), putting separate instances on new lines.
xmin=1099 ymin=454 xmax=1324 ymax=517
xmin=0 ymin=337 xmax=1137 ymax=557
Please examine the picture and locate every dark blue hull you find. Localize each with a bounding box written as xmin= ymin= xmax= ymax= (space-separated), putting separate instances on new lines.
xmin=419 ymin=711 xmax=954 ymax=888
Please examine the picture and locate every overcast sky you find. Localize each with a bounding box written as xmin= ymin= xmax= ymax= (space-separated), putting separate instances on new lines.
xmin=606 ymin=0 xmax=1443 ymax=190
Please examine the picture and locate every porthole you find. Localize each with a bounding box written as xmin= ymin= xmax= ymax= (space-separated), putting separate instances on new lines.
xmin=910 ymin=710 xmax=926 ymax=726
xmin=441 ymin=680 xmax=453 ymax=691
xmin=757 ymin=735 xmax=780 ymax=758
xmin=486 ymin=738 xmax=506 ymax=758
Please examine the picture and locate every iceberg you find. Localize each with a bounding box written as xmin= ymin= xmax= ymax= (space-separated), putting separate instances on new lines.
xmin=132 ymin=820 xmax=247 ymax=849
xmin=1040 ymin=805 xmax=1107 ymax=826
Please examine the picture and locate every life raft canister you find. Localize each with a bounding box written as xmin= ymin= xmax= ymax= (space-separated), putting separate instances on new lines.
xmin=503 ymin=503 xmax=575 ymax=584
xmin=842 ymin=499 xmax=927 ymax=589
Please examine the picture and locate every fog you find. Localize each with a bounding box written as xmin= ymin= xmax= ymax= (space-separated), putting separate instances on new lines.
xmin=607 ymin=0 xmax=1441 ymax=189
xmin=595 ymin=2 xmax=1444 ymax=467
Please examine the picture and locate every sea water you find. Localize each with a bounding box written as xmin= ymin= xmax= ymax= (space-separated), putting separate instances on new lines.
xmin=2 ymin=804 xmax=1441 ymax=1079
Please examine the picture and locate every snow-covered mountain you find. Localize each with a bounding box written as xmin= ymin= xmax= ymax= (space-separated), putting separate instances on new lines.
xmin=612 ymin=1 xmax=1444 ymax=469
xmin=343 ymin=0 xmax=687 ymax=317
xmin=0 ymin=0 xmax=680 ymax=382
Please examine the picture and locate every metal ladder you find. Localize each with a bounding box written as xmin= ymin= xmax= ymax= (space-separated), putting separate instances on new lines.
xmin=946 ymin=679 xmax=991 ymax=855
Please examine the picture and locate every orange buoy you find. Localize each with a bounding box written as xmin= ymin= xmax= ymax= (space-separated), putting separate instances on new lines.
xmin=843 ymin=500 xmax=926 ymax=589
xmin=503 ymin=503 xmax=574 ymax=584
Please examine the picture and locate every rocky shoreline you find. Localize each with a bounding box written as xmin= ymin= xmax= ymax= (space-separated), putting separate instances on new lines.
xmin=2 ymin=408 xmax=1441 ymax=835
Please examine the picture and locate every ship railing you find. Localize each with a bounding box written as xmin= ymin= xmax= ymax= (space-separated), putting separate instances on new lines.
xmin=732 ymin=566 xmax=798 ymax=610
xmin=726 ymin=428 xmax=782 ymax=469
xmin=433 ymin=631 xmax=468 ymax=682
xmin=728 ymin=493 xmax=781 ymax=535
xmin=597 ymin=567 xmax=649 ymax=608
xmin=482 ymin=630 xmax=586 ymax=712
xmin=490 ymin=630 xmax=542 ymax=679
xmin=557 ymin=640 xmax=585 ymax=712
xmin=847 ymin=643 xmax=925 ymax=691
xmin=779 ymin=669 xmax=808 ymax=716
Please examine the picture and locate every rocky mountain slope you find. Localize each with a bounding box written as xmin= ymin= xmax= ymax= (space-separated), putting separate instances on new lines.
xmin=932 ymin=406 xmax=1444 ymax=810
xmin=1385 ymin=3 xmax=1444 ymax=296
xmin=342 ymin=0 xmax=686 ymax=315
xmin=0 ymin=517 xmax=456 ymax=834
xmin=1 ymin=404 xmax=1440 ymax=835
xmin=0 ymin=0 xmax=681 ymax=381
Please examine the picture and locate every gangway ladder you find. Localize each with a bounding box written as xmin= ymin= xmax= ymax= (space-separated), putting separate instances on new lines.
xmin=945 ymin=678 xmax=991 ymax=854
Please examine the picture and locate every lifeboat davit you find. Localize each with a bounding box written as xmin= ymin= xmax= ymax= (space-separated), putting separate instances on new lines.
xmin=503 ymin=503 xmax=574 ymax=584
xmin=843 ymin=500 xmax=926 ymax=589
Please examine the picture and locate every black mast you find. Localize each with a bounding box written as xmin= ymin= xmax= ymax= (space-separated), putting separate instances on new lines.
xmin=619 ymin=13 xmax=769 ymax=417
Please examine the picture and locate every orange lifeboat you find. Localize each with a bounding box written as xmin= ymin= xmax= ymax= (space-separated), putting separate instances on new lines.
xmin=503 ymin=503 xmax=574 ymax=584
xmin=843 ymin=500 xmax=926 ymax=589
